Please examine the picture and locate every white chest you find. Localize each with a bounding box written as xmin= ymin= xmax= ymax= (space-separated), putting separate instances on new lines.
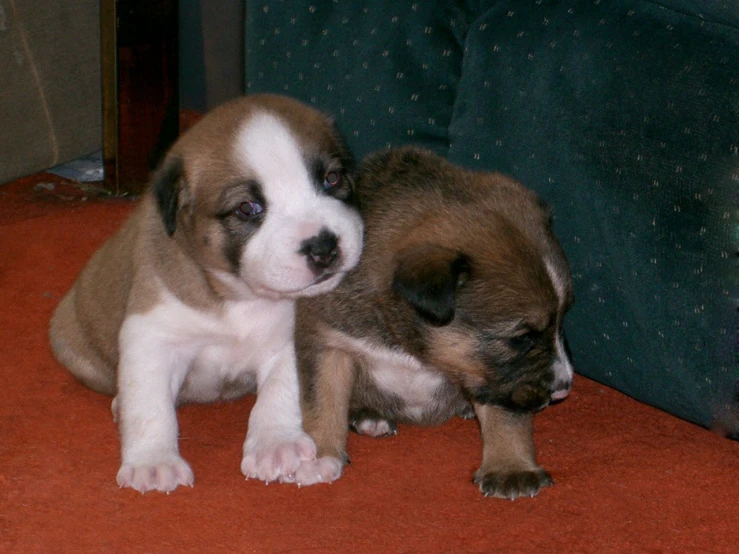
xmin=139 ymin=293 xmax=295 ymax=402
xmin=340 ymin=336 xmax=446 ymax=420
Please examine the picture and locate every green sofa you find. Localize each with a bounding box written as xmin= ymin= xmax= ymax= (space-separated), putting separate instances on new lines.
xmin=246 ymin=0 xmax=738 ymax=436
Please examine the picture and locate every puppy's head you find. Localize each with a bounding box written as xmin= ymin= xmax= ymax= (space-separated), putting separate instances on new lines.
xmin=366 ymin=149 xmax=574 ymax=412
xmin=151 ymin=94 xmax=363 ymax=299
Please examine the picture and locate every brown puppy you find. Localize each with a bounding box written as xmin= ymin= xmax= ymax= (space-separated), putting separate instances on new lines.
xmin=293 ymin=147 xmax=574 ymax=499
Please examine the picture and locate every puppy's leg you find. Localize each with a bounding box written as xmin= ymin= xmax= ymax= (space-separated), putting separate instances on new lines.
xmin=241 ymin=347 xmax=317 ymax=484
xmin=115 ymin=318 xmax=194 ymax=494
xmin=473 ymin=403 xmax=553 ymax=499
xmin=294 ymin=347 xmax=356 ymax=486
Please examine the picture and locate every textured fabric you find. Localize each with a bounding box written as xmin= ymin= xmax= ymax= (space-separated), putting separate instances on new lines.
xmin=447 ymin=0 xmax=738 ymax=432
xmin=1 ymin=174 xmax=738 ymax=552
xmin=246 ymin=1 xmax=474 ymax=157
xmin=0 ymin=0 xmax=101 ymax=185
xmin=245 ymin=0 xmax=738 ymax=433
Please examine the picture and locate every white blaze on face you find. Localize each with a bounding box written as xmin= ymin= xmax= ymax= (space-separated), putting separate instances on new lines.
xmin=230 ymin=111 xmax=363 ymax=298
xmin=545 ymin=258 xmax=574 ymax=399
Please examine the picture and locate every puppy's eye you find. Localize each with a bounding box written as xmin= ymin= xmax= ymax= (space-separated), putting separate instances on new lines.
xmin=324 ymin=171 xmax=341 ymax=189
xmin=235 ymin=201 xmax=264 ymax=221
xmin=508 ymin=332 xmax=538 ymax=356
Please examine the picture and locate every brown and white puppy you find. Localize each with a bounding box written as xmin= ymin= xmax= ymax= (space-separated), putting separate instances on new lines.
xmin=49 ymin=94 xmax=363 ymax=493
xmin=293 ymin=147 xmax=573 ymax=499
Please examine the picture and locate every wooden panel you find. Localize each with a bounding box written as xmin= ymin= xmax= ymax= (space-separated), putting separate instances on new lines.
xmin=101 ymin=0 xmax=179 ymax=195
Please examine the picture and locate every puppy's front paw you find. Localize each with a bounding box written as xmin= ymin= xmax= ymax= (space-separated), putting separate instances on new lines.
xmin=293 ymin=456 xmax=344 ymax=486
xmin=241 ymin=432 xmax=317 ymax=484
xmin=117 ymin=452 xmax=194 ymax=494
xmin=474 ymin=468 xmax=553 ymax=499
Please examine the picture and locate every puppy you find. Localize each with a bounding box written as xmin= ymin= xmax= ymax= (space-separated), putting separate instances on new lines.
xmin=49 ymin=94 xmax=363 ymax=493
xmin=294 ymin=147 xmax=573 ymax=499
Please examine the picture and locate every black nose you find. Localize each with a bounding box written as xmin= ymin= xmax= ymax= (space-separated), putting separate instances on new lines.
xmin=300 ymin=229 xmax=339 ymax=271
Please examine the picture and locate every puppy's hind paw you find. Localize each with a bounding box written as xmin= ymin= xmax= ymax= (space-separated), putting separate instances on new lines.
xmin=350 ymin=417 xmax=397 ymax=438
xmin=117 ymin=453 xmax=194 ymax=494
xmin=241 ymin=432 xmax=317 ymax=484
xmin=349 ymin=409 xmax=397 ymax=437
xmin=294 ymin=456 xmax=344 ymax=486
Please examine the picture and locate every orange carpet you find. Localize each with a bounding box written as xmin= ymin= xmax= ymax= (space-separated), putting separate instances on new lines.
xmin=1 ymin=174 xmax=737 ymax=553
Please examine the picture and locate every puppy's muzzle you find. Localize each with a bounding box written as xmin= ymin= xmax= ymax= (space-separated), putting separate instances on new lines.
xmin=473 ymin=377 xmax=572 ymax=413
xmin=550 ymin=381 xmax=572 ymax=402
xmin=300 ymin=228 xmax=340 ymax=274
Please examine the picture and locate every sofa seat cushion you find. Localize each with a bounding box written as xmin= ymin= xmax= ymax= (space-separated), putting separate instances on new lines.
xmin=246 ymin=2 xmax=475 ymax=157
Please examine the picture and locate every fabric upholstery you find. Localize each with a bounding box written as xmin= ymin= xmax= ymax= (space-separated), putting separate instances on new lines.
xmin=246 ymin=1 xmax=474 ymax=156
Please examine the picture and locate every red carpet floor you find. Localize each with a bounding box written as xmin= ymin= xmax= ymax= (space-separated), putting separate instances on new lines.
xmin=1 ymin=173 xmax=737 ymax=553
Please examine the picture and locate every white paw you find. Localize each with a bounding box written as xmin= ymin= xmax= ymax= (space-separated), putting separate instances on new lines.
xmin=241 ymin=432 xmax=317 ymax=484
xmin=294 ymin=456 xmax=344 ymax=486
xmin=116 ymin=451 xmax=194 ymax=494
xmin=353 ymin=418 xmax=396 ymax=437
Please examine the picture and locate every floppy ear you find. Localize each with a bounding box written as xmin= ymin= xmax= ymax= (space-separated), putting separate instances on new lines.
xmin=392 ymin=245 xmax=470 ymax=326
xmin=153 ymin=155 xmax=184 ymax=237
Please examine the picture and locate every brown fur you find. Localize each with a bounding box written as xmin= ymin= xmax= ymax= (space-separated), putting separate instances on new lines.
xmin=473 ymin=404 xmax=552 ymax=496
xmin=301 ymin=338 xmax=357 ymax=463
xmin=296 ymin=147 xmax=573 ymax=499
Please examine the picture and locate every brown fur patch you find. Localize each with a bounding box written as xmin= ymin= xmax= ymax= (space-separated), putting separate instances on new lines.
xmin=425 ymin=328 xmax=488 ymax=385
xmin=301 ymin=344 xmax=357 ymax=461
xmin=474 ymin=404 xmax=538 ymax=474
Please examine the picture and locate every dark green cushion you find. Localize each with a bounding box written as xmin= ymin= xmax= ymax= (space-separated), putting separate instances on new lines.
xmin=447 ymin=0 xmax=738 ymax=432
xmin=246 ymin=1 xmax=473 ymax=157
xmin=246 ymin=0 xmax=738 ymax=434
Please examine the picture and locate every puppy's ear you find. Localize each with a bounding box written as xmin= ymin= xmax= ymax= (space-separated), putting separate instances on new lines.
xmin=392 ymin=245 xmax=470 ymax=326
xmin=153 ymin=155 xmax=184 ymax=237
